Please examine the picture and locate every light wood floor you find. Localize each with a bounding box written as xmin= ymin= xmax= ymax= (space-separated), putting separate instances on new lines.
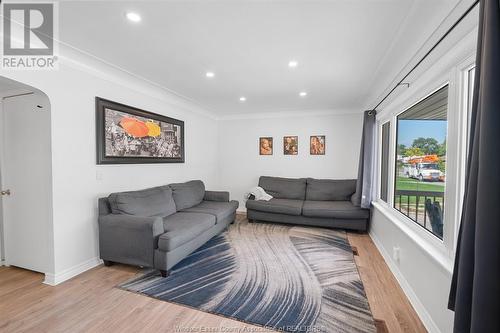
xmin=0 ymin=216 xmax=426 ymax=333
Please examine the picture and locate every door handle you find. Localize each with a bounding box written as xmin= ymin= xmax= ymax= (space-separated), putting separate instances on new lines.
xmin=1 ymin=189 xmax=11 ymax=196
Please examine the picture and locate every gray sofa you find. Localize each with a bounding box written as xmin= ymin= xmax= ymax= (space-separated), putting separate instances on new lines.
xmin=246 ymin=176 xmax=369 ymax=231
xmin=98 ymin=180 xmax=238 ymax=277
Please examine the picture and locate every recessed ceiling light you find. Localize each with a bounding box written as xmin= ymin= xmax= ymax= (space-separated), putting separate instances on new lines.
xmin=288 ymin=60 xmax=298 ymax=68
xmin=206 ymin=72 xmax=215 ymax=78
xmin=239 ymin=96 xmax=246 ymax=102
xmin=299 ymin=91 xmax=307 ymax=97
xmin=126 ymin=12 xmax=141 ymax=23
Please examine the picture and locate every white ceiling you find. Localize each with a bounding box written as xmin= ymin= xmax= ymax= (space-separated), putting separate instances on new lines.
xmin=59 ymin=0 xmax=460 ymax=115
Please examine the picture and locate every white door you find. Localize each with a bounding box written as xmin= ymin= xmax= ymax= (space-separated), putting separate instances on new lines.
xmin=1 ymin=92 xmax=52 ymax=273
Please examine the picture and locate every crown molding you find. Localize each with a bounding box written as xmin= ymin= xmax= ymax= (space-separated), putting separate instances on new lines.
xmin=56 ymin=42 xmax=219 ymax=120
xmin=57 ymin=45 xmax=362 ymax=122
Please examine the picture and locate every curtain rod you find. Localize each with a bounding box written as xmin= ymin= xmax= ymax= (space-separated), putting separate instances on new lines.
xmin=371 ymin=0 xmax=480 ymax=111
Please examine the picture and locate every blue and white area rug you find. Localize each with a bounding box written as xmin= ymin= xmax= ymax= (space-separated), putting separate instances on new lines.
xmin=119 ymin=222 xmax=376 ymax=333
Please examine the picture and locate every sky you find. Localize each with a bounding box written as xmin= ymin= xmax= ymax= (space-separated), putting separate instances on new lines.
xmin=398 ymin=120 xmax=447 ymax=147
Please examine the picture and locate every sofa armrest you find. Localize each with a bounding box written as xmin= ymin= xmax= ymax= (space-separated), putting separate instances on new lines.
xmin=98 ymin=214 xmax=164 ymax=267
xmin=204 ymin=190 xmax=230 ymax=202
xmin=351 ymin=192 xmax=360 ymax=207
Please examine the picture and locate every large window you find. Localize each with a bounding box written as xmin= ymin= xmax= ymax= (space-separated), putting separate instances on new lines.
xmin=394 ymin=85 xmax=449 ymax=239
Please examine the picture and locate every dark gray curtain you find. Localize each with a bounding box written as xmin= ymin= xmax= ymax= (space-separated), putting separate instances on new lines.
xmin=353 ymin=110 xmax=377 ymax=209
xmin=448 ymin=1 xmax=500 ymax=332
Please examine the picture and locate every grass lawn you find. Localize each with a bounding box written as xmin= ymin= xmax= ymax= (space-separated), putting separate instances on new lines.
xmin=395 ymin=177 xmax=445 ymax=192
xmin=394 ymin=176 xmax=445 ymax=206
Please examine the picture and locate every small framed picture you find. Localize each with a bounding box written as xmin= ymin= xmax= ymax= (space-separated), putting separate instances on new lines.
xmin=259 ymin=137 xmax=273 ymax=155
xmin=310 ymin=135 xmax=326 ymax=155
xmin=283 ymin=136 xmax=298 ymax=155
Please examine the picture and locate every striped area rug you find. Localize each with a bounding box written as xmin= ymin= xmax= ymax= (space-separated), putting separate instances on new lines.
xmin=119 ymin=222 xmax=376 ymax=333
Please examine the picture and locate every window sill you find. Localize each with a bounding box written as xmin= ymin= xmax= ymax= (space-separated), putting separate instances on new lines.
xmin=371 ymin=201 xmax=454 ymax=275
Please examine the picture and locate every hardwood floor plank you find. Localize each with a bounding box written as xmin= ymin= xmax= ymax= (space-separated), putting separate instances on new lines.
xmin=347 ymin=233 xmax=427 ymax=333
xmin=0 ymin=218 xmax=425 ymax=333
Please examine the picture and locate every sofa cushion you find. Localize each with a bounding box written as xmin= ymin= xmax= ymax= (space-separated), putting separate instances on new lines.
xmin=182 ymin=200 xmax=239 ymax=223
xmin=258 ymin=176 xmax=307 ymax=200
xmin=246 ymin=198 xmax=303 ymax=216
xmin=169 ymin=180 xmax=205 ymax=210
xmin=108 ymin=186 xmax=176 ymax=217
xmin=302 ymin=200 xmax=369 ymax=219
xmin=306 ymin=178 xmax=357 ymax=201
xmin=158 ymin=212 xmax=216 ymax=251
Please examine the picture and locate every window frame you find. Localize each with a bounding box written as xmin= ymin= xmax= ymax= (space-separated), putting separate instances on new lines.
xmin=391 ymin=80 xmax=451 ymax=251
xmin=454 ymin=56 xmax=476 ymax=250
xmin=374 ymin=53 xmax=476 ymax=269
xmin=378 ymin=121 xmax=390 ymax=203
xmin=392 ymin=83 xmax=449 ymax=240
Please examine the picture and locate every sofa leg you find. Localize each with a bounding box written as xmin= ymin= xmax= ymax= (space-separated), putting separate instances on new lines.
xmin=103 ymin=260 xmax=113 ymax=267
xmin=248 ymin=218 xmax=253 ymax=223
xmin=160 ymin=270 xmax=170 ymax=278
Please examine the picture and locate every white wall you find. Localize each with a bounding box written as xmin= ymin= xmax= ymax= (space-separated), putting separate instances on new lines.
xmin=217 ymin=112 xmax=363 ymax=210
xmin=0 ymin=46 xmax=219 ymax=283
xmin=370 ymin=207 xmax=454 ymax=332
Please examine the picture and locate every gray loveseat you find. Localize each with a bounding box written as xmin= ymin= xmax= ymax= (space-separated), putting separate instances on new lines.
xmin=98 ymin=180 xmax=238 ymax=277
xmin=246 ymin=176 xmax=369 ymax=231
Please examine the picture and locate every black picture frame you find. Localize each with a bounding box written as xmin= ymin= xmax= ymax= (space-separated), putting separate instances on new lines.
xmin=96 ymin=97 xmax=185 ymax=164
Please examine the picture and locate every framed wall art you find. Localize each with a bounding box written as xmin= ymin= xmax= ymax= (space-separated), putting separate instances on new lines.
xmin=259 ymin=137 xmax=273 ymax=155
xmin=283 ymin=136 xmax=298 ymax=155
xmin=96 ymin=97 xmax=185 ymax=164
xmin=310 ymin=135 xmax=326 ymax=155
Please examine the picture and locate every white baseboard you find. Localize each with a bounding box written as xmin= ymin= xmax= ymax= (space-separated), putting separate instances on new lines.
xmin=369 ymin=231 xmax=441 ymax=333
xmin=43 ymin=257 xmax=103 ymax=286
